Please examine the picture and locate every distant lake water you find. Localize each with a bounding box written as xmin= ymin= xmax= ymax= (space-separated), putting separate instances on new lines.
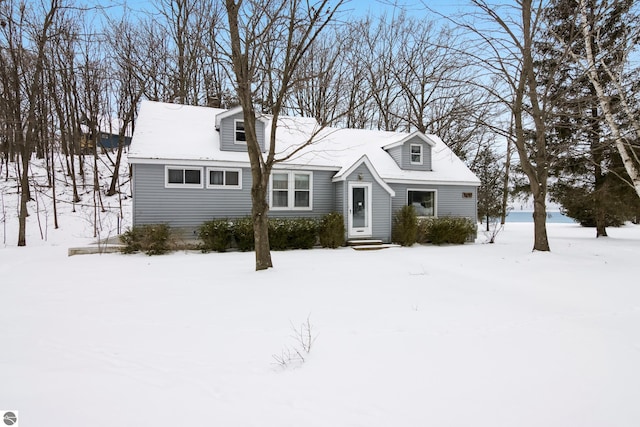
xmin=505 ymin=211 xmax=575 ymax=223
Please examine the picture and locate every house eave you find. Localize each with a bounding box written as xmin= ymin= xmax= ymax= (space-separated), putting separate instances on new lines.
xmin=382 ymin=132 xmax=436 ymax=150
xmin=384 ymin=178 xmax=481 ymax=187
xmin=128 ymin=156 xmax=341 ymax=172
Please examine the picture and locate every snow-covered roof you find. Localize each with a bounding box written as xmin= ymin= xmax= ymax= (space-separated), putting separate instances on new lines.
xmin=129 ymin=100 xmax=480 ymax=186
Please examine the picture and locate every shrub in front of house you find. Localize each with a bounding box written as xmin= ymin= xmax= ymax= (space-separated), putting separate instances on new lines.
xmin=198 ymin=219 xmax=233 ymax=252
xmin=120 ymin=224 xmax=172 ymax=255
xmin=318 ymin=212 xmax=345 ymax=248
xmin=418 ymin=217 xmax=476 ymax=245
xmin=268 ymin=217 xmax=318 ymax=250
xmin=233 ymin=217 xmax=255 ymax=252
xmin=392 ymin=205 xmax=418 ymax=246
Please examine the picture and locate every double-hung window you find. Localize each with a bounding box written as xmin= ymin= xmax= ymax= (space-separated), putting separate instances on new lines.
xmin=408 ymin=189 xmax=436 ymax=217
xmin=165 ymin=166 xmax=203 ymax=188
xmin=410 ymin=144 xmax=423 ymax=165
xmin=234 ymin=120 xmax=246 ymax=143
xmin=270 ymin=171 xmax=312 ymax=210
xmin=207 ymin=168 xmax=241 ymax=189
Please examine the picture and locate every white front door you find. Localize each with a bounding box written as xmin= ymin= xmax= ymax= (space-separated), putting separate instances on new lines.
xmin=348 ymin=182 xmax=372 ymax=238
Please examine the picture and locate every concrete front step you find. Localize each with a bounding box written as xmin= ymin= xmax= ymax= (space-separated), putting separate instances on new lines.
xmin=68 ymin=245 xmax=125 ymax=256
xmin=347 ymin=239 xmax=384 ymax=246
xmin=347 ymin=239 xmax=398 ymax=251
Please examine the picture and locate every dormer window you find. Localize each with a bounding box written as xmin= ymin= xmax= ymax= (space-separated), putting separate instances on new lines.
xmin=410 ymin=144 xmax=423 ymax=165
xmin=234 ymin=120 xmax=246 ymax=143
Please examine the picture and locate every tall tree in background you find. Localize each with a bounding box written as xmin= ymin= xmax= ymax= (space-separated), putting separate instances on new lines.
xmin=465 ymin=0 xmax=564 ymax=251
xmin=542 ymin=0 xmax=639 ymax=235
xmin=224 ymin=0 xmax=345 ymax=270
xmin=567 ymin=0 xmax=640 ymax=198
xmin=0 ymin=0 xmax=60 ymax=246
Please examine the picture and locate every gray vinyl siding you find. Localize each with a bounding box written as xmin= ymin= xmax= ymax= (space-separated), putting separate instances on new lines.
xmin=344 ymin=163 xmax=392 ymax=242
xmin=132 ymin=164 xmax=336 ymax=235
xmin=219 ymin=111 xmax=266 ymax=152
xmin=390 ymin=183 xmax=477 ymax=222
xmin=400 ymin=136 xmax=432 ymax=171
xmin=387 ymin=146 xmax=402 ymax=168
xmin=132 ymin=163 xmax=254 ymax=235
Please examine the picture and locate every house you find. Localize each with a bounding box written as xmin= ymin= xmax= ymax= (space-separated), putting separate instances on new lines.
xmin=128 ymin=100 xmax=480 ymax=243
xmin=80 ymin=131 xmax=132 ymax=154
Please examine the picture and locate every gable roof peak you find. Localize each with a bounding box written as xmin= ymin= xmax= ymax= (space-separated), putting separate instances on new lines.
xmin=382 ymin=131 xmax=436 ymax=150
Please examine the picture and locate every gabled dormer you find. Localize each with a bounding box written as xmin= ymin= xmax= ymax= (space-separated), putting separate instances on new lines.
xmin=215 ymin=106 xmax=268 ymax=152
xmin=383 ymin=132 xmax=435 ymax=171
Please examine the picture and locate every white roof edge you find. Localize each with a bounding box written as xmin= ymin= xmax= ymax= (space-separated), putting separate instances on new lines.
xmin=382 ymin=131 xmax=436 ymax=150
xmin=214 ymin=106 xmax=242 ymax=128
xmin=128 ymin=156 xmax=341 ymax=172
xmin=215 ymin=106 xmax=271 ymax=129
xmin=332 ymin=155 xmax=396 ymax=197
xmin=384 ymin=178 xmax=481 ymax=187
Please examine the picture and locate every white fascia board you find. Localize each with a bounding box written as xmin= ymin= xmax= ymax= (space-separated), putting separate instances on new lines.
xmin=384 ymin=178 xmax=482 ymax=187
xmin=382 ymin=131 xmax=435 ymax=150
xmin=332 ymin=155 xmax=396 ymax=197
xmin=128 ymin=157 xmax=249 ymax=168
xmin=272 ymin=163 xmax=341 ymax=172
xmin=128 ymin=156 xmax=341 ymax=172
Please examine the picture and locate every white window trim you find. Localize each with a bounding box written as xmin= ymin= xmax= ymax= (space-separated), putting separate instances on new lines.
xmin=234 ymin=119 xmax=246 ymax=144
xmin=407 ymin=188 xmax=437 ymax=217
xmin=164 ymin=166 xmax=204 ymax=189
xmin=206 ymin=167 xmax=242 ymax=189
xmin=269 ymin=171 xmax=313 ymax=211
xmin=410 ymin=144 xmax=423 ymax=165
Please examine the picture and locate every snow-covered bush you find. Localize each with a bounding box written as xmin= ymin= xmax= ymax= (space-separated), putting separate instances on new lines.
xmin=198 ymin=219 xmax=233 ymax=252
xmin=392 ymin=205 xmax=418 ymax=246
xmin=418 ymin=217 xmax=476 ymax=245
xmin=268 ymin=218 xmax=318 ymax=250
xmin=318 ymin=212 xmax=345 ymax=248
xmin=120 ymin=224 xmax=172 ymax=255
xmin=232 ymin=217 xmax=255 ymax=252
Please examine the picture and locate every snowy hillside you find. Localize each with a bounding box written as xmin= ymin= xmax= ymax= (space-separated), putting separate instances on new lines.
xmin=1 ymin=154 xmax=640 ymax=427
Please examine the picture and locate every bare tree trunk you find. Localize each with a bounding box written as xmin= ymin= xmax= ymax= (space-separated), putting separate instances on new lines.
xmin=501 ymin=135 xmax=512 ymax=225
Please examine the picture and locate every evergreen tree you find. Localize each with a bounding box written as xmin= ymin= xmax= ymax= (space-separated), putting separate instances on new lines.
xmin=540 ymin=0 xmax=639 ymax=235
xmin=472 ymin=145 xmax=505 ymax=231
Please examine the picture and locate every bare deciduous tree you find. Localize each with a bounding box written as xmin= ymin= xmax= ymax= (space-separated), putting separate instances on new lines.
xmin=224 ymin=0 xmax=345 ymax=270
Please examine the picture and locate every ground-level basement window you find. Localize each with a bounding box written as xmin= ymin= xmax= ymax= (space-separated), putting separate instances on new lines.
xmin=408 ymin=189 xmax=436 ymax=216
xmin=207 ymin=168 xmax=241 ymax=189
xmin=270 ymin=171 xmax=312 ymax=210
xmin=165 ymin=166 xmax=203 ymax=188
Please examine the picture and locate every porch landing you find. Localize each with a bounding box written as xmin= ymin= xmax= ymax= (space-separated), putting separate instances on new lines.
xmin=347 ymin=239 xmax=398 ymax=251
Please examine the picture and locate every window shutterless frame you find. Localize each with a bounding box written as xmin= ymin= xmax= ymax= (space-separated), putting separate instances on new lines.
xmin=164 ymin=166 xmax=203 ymax=189
xmin=206 ymin=168 xmax=242 ymax=189
xmin=407 ymin=188 xmax=437 ymax=217
xmin=234 ymin=119 xmax=246 ymax=144
xmin=410 ymin=144 xmax=423 ymax=165
xmin=269 ymin=171 xmax=313 ymax=210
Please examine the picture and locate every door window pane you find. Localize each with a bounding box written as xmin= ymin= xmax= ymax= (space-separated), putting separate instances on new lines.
xmin=352 ymin=187 xmax=366 ymax=227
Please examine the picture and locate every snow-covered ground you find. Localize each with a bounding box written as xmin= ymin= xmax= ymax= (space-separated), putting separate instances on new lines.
xmin=1 ymin=157 xmax=640 ymax=426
